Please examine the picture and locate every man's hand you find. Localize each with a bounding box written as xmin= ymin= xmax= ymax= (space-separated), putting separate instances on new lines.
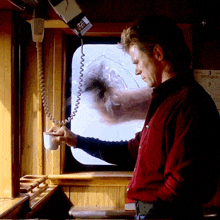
xmin=48 ymin=126 xmax=78 ymax=147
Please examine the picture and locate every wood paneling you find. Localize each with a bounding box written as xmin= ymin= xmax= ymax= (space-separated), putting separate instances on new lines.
xmin=43 ymin=29 xmax=66 ymax=175
xmin=21 ymin=32 xmax=40 ymax=175
xmin=49 ymin=172 xmax=132 ymax=209
xmin=21 ymin=28 xmax=66 ymax=176
xmin=69 ymin=185 xmax=127 ymax=209
xmin=0 ymin=10 xmax=16 ymax=198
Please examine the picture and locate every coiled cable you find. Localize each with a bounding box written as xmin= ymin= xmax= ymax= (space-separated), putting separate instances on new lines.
xmin=36 ymin=37 xmax=85 ymax=126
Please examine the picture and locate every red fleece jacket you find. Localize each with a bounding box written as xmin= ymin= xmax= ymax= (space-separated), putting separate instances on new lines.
xmin=127 ymin=76 xmax=219 ymax=206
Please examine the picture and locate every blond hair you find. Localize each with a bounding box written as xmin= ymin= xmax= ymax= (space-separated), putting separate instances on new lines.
xmin=119 ymin=15 xmax=192 ymax=74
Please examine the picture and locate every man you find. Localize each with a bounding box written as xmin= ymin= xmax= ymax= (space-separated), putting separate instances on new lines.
xmin=49 ymin=15 xmax=220 ymax=219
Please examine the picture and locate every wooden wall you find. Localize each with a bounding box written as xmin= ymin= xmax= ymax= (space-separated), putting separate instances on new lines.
xmin=0 ymin=10 xmax=13 ymax=198
xmin=0 ymin=10 xmax=20 ymax=198
xmin=64 ymin=185 xmax=128 ymax=209
xmin=21 ymin=28 xmax=66 ymax=176
xmin=49 ymin=172 xmax=132 ymax=210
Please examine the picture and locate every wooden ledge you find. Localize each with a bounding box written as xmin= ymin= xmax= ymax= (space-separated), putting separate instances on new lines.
xmin=48 ymin=171 xmax=133 ymax=186
xmin=0 ymin=196 xmax=30 ymax=219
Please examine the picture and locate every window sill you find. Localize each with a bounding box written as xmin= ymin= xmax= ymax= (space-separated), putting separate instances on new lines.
xmin=48 ymin=171 xmax=133 ymax=186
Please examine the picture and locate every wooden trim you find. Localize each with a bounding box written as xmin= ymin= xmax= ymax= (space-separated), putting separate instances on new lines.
xmin=11 ymin=11 xmax=21 ymax=198
xmin=49 ymin=172 xmax=132 ymax=210
xmin=48 ymin=171 xmax=133 ymax=186
xmin=60 ymin=37 xmax=67 ymax=174
xmin=21 ymin=32 xmax=39 ymax=175
xmin=36 ymin=42 xmax=43 ymax=175
xmin=0 ymin=196 xmax=30 ymax=219
xmin=43 ymin=29 xmax=65 ymax=175
xmin=27 ymin=20 xmax=131 ymax=37
xmin=50 ymin=179 xmax=131 ymax=186
xmin=0 ymin=10 xmax=18 ymax=198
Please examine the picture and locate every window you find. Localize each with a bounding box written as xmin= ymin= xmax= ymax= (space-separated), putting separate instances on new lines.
xmin=66 ymin=37 xmax=148 ymax=170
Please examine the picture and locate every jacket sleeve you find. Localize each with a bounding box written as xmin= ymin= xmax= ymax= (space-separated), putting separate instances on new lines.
xmin=76 ymin=135 xmax=135 ymax=168
xmin=127 ymin=131 xmax=143 ymax=161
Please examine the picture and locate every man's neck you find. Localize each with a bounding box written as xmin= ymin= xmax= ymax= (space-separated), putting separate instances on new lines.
xmin=161 ymin=70 xmax=176 ymax=83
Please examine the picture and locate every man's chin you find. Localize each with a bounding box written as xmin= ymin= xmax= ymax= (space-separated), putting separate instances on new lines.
xmin=145 ymin=81 xmax=153 ymax=88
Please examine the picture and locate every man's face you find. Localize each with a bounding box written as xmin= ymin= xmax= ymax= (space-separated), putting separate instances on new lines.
xmin=129 ymin=44 xmax=163 ymax=88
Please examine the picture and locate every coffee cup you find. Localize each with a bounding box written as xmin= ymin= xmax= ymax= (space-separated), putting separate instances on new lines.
xmin=43 ymin=132 xmax=60 ymax=150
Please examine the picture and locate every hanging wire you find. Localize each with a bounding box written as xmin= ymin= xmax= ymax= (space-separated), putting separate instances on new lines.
xmin=36 ymin=37 xmax=85 ymax=126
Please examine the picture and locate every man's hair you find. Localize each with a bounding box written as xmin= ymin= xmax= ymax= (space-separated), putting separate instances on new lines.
xmin=120 ymin=15 xmax=192 ymax=74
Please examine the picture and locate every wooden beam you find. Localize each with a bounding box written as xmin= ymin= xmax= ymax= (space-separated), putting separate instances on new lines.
xmin=48 ymin=171 xmax=133 ymax=186
xmin=0 ymin=10 xmax=19 ymax=198
xmin=43 ymin=29 xmax=64 ymax=175
xmin=27 ymin=20 xmax=131 ymax=37
xmin=36 ymin=42 xmax=43 ymax=175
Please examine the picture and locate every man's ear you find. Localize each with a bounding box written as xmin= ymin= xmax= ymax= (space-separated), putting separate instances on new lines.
xmin=153 ymin=45 xmax=164 ymax=61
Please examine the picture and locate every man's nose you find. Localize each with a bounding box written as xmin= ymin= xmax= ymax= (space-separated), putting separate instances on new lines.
xmin=135 ymin=67 xmax=141 ymax=75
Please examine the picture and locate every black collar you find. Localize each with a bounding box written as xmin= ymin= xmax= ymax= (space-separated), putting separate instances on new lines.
xmin=152 ymin=73 xmax=194 ymax=101
xmin=146 ymin=73 xmax=195 ymax=122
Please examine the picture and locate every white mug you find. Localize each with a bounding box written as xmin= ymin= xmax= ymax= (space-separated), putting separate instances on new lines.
xmin=43 ymin=132 xmax=60 ymax=150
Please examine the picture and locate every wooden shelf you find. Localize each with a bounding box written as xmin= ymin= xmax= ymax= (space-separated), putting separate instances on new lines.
xmin=48 ymin=171 xmax=133 ymax=186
